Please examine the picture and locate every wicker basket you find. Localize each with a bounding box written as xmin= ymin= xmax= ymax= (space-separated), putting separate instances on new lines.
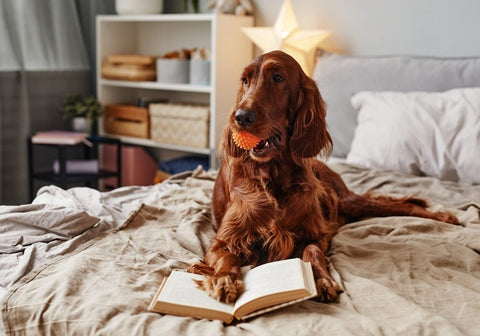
xmin=150 ymin=103 xmax=209 ymax=148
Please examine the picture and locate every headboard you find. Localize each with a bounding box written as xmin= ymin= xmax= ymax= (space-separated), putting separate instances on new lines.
xmin=312 ymin=53 xmax=480 ymax=157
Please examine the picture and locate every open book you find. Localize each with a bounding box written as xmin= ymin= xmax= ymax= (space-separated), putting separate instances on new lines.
xmin=148 ymin=258 xmax=317 ymax=324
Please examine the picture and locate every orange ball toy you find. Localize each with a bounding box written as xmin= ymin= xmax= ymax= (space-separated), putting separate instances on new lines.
xmin=232 ymin=131 xmax=261 ymax=150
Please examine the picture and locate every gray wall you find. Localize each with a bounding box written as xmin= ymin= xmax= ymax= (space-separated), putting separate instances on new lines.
xmin=98 ymin=0 xmax=480 ymax=57
xmin=251 ymin=0 xmax=480 ymax=57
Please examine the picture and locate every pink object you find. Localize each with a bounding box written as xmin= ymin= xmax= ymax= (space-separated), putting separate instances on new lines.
xmin=101 ymin=144 xmax=157 ymax=189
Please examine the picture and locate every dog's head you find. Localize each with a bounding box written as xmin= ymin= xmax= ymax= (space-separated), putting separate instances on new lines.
xmin=223 ymin=50 xmax=332 ymax=163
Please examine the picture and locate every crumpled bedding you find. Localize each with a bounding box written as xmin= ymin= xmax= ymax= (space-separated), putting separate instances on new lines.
xmin=2 ymin=163 xmax=480 ymax=335
xmin=0 ymin=182 xmax=180 ymax=290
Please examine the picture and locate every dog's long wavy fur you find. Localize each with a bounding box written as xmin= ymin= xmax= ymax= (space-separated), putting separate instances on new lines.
xmin=188 ymin=50 xmax=458 ymax=304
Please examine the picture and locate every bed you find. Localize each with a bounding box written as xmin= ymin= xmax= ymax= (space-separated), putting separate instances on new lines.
xmin=2 ymin=53 xmax=480 ymax=335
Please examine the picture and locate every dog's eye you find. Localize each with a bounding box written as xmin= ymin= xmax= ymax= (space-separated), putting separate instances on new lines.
xmin=272 ymin=73 xmax=284 ymax=83
xmin=241 ymin=77 xmax=248 ymax=85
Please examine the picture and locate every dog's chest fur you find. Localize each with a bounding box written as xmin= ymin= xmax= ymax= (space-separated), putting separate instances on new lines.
xmin=236 ymin=165 xmax=328 ymax=260
xmin=225 ymin=158 xmax=337 ymax=264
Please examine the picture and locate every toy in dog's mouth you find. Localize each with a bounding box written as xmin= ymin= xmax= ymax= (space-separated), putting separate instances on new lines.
xmin=232 ymin=131 xmax=282 ymax=156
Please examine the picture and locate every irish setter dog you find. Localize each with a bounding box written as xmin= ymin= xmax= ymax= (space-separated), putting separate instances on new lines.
xmin=189 ymin=50 xmax=458 ymax=303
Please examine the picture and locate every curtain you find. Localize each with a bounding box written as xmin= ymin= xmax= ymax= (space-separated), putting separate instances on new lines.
xmin=0 ymin=0 xmax=91 ymax=204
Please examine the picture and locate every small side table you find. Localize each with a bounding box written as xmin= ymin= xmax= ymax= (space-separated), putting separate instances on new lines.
xmin=28 ymin=135 xmax=122 ymax=201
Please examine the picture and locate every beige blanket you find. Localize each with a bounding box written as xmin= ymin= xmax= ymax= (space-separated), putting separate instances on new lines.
xmin=2 ymin=163 xmax=480 ymax=335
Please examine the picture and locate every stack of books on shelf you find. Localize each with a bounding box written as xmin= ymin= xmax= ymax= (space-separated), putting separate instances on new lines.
xmin=31 ymin=131 xmax=91 ymax=146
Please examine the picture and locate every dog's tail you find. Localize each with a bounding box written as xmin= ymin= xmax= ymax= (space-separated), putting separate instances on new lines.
xmin=339 ymin=192 xmax=458 ymax=225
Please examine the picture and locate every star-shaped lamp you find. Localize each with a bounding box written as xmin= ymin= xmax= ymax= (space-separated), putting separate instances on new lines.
xmin=242 ymin=0 xmax=330 ymax=76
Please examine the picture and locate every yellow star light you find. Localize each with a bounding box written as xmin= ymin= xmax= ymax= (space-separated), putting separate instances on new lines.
xmin=242 ymin=0 xmax=330 ymax=75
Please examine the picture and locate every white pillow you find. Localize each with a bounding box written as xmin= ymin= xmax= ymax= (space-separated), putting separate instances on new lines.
xmin=346 ymin=87 xmax=480 ymax=184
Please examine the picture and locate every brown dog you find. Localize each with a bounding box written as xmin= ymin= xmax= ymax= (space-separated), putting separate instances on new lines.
xmin=189 ymin=50 xmax=458 ymax=303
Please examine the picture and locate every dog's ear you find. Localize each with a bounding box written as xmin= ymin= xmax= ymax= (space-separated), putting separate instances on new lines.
xmin=290 ymin=75 xmax=332 ymax=161
xmin=221 ymin=126 xmax=244 ymax=158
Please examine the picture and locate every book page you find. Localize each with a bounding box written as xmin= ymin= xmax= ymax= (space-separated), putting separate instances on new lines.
xmin=233 ymin=258 xmax=312 ymax=312
xmin=301 ymin=259 xmax=317 ymax=295
xmin=155 ymin=270 xmax=235 ymax=315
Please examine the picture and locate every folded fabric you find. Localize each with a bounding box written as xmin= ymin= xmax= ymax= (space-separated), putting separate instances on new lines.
xmin=53 ymin=159 xmax=99 ymax=174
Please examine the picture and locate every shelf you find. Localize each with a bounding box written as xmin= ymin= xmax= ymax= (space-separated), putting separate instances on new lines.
xmin=28 ymin=135 xmax=122 ymax=200
xmin=100 ymin=79 xmax=212 ymax=93
xmin=97 ymin=13 xmax=216 ymax=22
xmin=97 ymin=14 xmax=254 ymax=169
xmin=103 ymin=133 xmax=212 ymax=155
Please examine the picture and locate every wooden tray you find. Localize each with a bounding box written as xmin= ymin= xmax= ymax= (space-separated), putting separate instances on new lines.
xmin=101 ymin=62 xmax=156 ymax=81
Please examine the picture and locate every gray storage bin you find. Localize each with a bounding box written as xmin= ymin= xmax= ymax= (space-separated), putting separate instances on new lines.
xmin=156 ymin=59 xmax=189 ymax=84
xmin=189 ymin=59 xmax=211 ymax=85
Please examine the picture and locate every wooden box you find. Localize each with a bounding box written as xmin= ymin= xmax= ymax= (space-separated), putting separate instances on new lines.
xmin=150 ymin=103 xmax=209 ymax=148
xmin=104 ymin=104 xmax=149 ymax=138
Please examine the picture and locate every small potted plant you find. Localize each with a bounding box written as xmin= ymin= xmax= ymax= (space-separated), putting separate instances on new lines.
xmin=186 ymin=0 xmax=199 ymax=13
xmin=61 ymin=94 xmax=102 ymax=134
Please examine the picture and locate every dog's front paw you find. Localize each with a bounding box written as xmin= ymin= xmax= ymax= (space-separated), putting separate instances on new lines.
xmin=313 ymin=276 xmax=342 ymax=302
xmin=197 ymin=274 xmax=244 ymax=303
xmin=435 ymin=211 xmax=459 ymax=225
xmin=187 ymin=262 xmax=214 ymax=276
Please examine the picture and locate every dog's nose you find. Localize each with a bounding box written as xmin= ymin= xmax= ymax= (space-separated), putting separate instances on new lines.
xmin=235 ymin=109 xmax=257 ymax=127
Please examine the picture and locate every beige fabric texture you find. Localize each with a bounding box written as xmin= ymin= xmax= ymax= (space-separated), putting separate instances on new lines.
xmin=2 ymin=163 xmax=480 ymax=335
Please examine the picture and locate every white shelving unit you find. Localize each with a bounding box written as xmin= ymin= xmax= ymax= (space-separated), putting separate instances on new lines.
xmin=96 ymin=14 xmax=254 ymax=168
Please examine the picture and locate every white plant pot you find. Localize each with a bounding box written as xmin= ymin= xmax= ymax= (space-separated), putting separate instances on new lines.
xmin=115 ymin=0 xmax=163 ymax=15
xmin=72 ymin=117 xmax=89 ymax=133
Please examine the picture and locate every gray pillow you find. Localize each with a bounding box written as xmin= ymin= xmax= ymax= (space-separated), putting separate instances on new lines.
xmin=312 ymin=52 xmax=480 ymax=157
